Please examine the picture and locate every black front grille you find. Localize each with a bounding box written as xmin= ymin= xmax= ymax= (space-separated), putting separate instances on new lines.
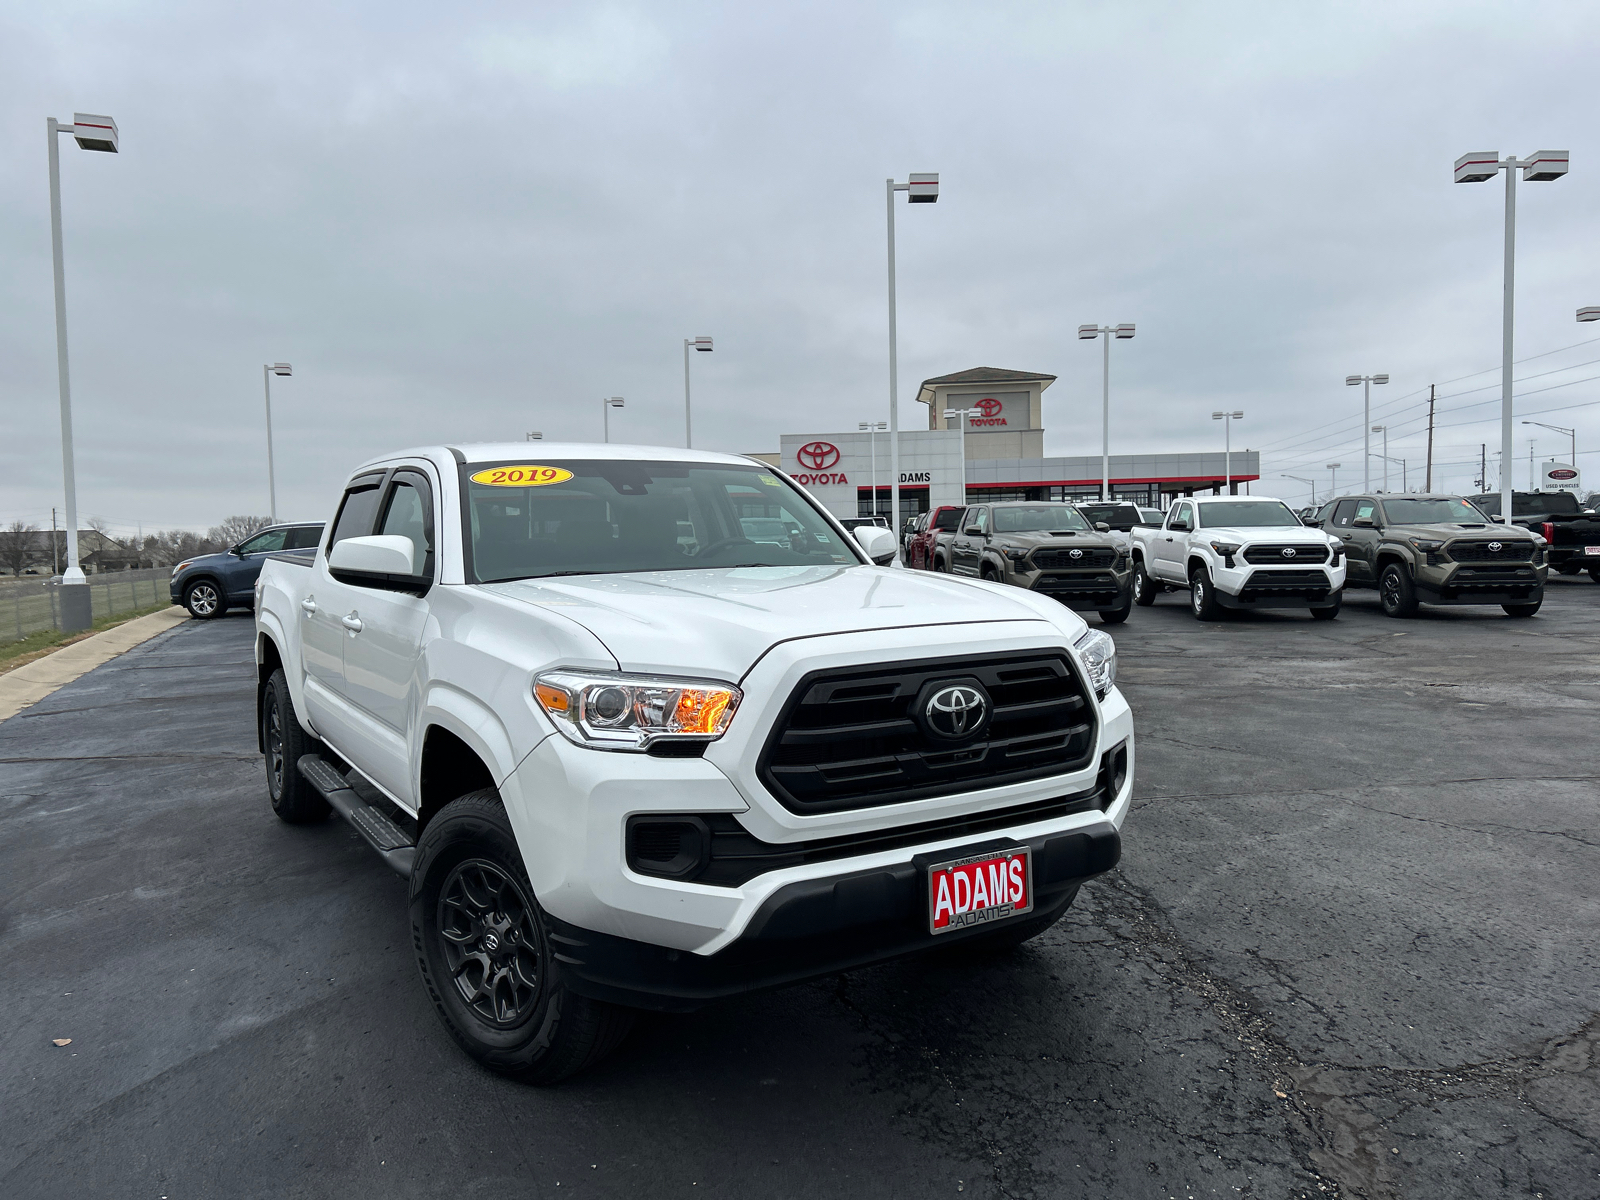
xmin=1032 ymin=547 xmax=1118 ymax=569
xmin=1243 ymin=543 xmax=1329 ymax=564
xmin=1243 ymin=568 xmax=1328 ymax=585
xmin=758 ymin=651 xmax=1098 ymax=814
xmin=1033 ymin=573 xmax=1118 ymax=593
xmin=1448 ymin=540 xmax=1534 ymax=563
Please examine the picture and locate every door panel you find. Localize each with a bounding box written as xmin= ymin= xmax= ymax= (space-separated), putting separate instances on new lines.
xmin=301 ymin=477 xmax=387 ymax=744
xmin=1153 ymin=503 xmax=1190 ymax=579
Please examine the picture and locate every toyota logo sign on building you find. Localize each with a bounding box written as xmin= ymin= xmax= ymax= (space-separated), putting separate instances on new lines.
xmin=970 ymin=397 xmax=1008 ymax=427
xmin=797 ymin=441 xmax=840 ymax=471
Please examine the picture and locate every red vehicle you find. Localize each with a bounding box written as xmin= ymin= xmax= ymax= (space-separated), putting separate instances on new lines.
xmin=909 ymin=505 xmax=968 ymax=571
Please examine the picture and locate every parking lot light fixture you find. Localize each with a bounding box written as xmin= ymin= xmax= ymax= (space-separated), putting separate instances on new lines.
xmin=1455 ymin=148 xmax=1569 ymax=539
xmin=46 ymin=113 xmax=118 ymax=620
xmin=1212 ymin=410 xmax=1244 ymax=492
xmin=886 ymin=173 xmax=938 ymax=556
xmin=602 ymin=396 xmax=624 ymax=442
xmin=526 ymin=431 xmax=543 ymax=441
xmin=682 ymin=337 xmax=712 ymax=448
xmin=1283 ymin=474 xmax=1317 ymax=506
xmin=1371 ymin=425 xmax=1391 ymax=492
xmin=1580 ymin=306 xmax=1600 ymax=323
xmin=1522 ymin=419 xmax=1575 ymax=468
xmin=943 ymin=408 xmax=981 ymax=503
xmin=859 ymin=421 xmax=887 ymax=518
xmin=1327 ymin=463 xmax=1342 ymax=496
xmin=1345 ymin=374 xmax=1389 ymax=490
xmin=262 ymin=363 xmax=292 ymax=522
xmin=1080 ymin=323 xmax=1136 ymax=500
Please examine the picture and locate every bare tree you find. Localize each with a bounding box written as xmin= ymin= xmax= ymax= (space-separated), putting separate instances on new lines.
xmin=0 ymin=521 xmax=39 ymax=576
xmin=210 ymin=515 xmax=274 ymax=547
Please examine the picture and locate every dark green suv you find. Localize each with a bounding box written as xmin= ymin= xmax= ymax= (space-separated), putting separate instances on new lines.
xmin=1315 ymin=494 xmax=1546 ymax=617
xmin=946 ymin=500 xmax=1133 ymax=623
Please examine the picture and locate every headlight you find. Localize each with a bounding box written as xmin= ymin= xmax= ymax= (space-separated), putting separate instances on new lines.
xmin=1003 ymin=547 xmax=1031 ymax=563
xmin=1208 ymin=541 xmax=1241 ymax=556
xmin=1408 ymin=538 xmax=1444 ymax=552
xmin=533 ymin=670 xmax=742 ymax=752
xmin=1073 ymin=628 xmax=1117 ymax=701
xmin=172 ymin=560 xmax=193 ymax=577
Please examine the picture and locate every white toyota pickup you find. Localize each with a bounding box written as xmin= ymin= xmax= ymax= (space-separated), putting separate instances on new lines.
xmin=253 ymin=443 xmax=1135 ymax=1081
xmin=1129 ymin=495 xmax=1347 ymax=620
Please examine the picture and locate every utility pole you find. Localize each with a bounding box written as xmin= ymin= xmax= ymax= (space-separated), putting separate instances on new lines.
xmin=1425 ymin=384 xmax=1436 ymax=492
xmin=1480 ymin=444 xmax=1487 ymax=492
xmin=51 ymin=507 xmax=60 ymax=575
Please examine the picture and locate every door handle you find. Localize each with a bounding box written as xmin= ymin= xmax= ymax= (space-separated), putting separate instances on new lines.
xmin=1165 ymin=536 xmax=1174 ymax=542
xmin=300 ymin=597 xmax=317 ymax=615
xmin=341 ymin=613 xmax=363 ymax=633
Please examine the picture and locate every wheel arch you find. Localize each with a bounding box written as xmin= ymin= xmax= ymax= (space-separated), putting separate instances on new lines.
xmin=255 ymin=627 xmax=286 ymax=753
xmin=416 ymin=687 xmax=519 ymax=835
xmin=1186 ymin=553 xmax=1210 ymax=578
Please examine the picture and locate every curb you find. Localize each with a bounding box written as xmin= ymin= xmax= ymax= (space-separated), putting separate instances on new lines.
xmin=0 ymin=607 xmax=191 ymax=722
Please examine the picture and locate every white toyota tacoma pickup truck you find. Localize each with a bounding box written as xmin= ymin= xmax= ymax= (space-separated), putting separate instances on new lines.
xmin=253 ymin=443 xmax=1134 ymax=1081
xmin=1129 ymin=495 xmax=1347 ymax=620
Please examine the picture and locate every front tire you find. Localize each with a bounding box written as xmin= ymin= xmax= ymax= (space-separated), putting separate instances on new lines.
xmin=1133 ymin=559 xmax=1157 ymax=606
xmin=1378 ymin=562 xmax=1418 ymax=618
xmin=1589 ymin=567 xmax=1600 ymax=585
xmin=184 ymin=579 xmax=226 ymax=619
xmin=1099 ymin=596 xmax=1133 ymax=624
xmin=1310 ymin=593 xmax=1342 ymax=621
xmin=1190 ymin=567 xmax=1224 ymax=620
xmin=1503 ymin=599 xmax=1542 ymax=617
xmin=411 ymin=791 xmax=634 ymax=1084
xmin=264 ymin=669 xmax=328 ymax=824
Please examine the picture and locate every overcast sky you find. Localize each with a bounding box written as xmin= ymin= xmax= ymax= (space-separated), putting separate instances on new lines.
xmin=3 ymin=0 xmax=1599 ymax=534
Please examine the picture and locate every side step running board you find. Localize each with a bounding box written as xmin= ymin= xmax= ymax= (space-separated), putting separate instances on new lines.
xmin=297 ymin=755 xmax=417 ymax=878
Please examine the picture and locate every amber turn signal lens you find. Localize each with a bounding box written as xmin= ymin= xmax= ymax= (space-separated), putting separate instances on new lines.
xmin=534 ymin=683 xmax=571 ymax=713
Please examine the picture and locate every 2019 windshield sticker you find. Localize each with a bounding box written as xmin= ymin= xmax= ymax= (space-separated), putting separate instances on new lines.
xmin=470 ymin=466 xmax=574 ymax=487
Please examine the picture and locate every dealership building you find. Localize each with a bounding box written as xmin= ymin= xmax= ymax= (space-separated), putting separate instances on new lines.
xmin=753 ymin=367 xmax=1261 ymax=520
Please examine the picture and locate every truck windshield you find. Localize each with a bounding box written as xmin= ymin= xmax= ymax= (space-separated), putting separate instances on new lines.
xmin=1075 ymin=504 xmax=1141 ymax=528
xmin=1382 ymin=498 xmax=1490 ymax=524
xmin=463 ymin=461 xmax=859 ymax=583
xmin=991 ymin=505 xmax=1090 ymax=533
xmin=1472 ymin=492 xmax=1582 ymax=517
xmin=1196 ymin=501 xmax=1301 ymax=528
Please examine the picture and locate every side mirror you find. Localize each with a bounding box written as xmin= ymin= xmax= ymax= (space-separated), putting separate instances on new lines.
xmin=853 ymin=526 xmax=897 ymax=565
xmin=1094 ymin=521 xmax=1111 ymax=533
xmin=1302 ymin=515 xmax=1321 ymax=526
xmin=231 ymin=545 xmax=248 ymax=558
xmin=1351 ymin=516 xmax=1375 ymax=528
xmin=1169 ymin=520 xmax=1189 ymax=532
xmin=964 ymin=525 xmax=983 ymax=536
xmin=1490 ymin=514 xmax=1507 ymax=523
xmin=328 ymin=535 xmax=430 ymax=595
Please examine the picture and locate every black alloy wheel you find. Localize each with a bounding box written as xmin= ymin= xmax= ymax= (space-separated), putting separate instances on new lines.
xmin=184 ymin=579 xmax=225 ymax=619
xmin=264 ymin=669 xmax=328 ymax=823
xmin=411 ymin=791 xmax=634 ymax=1083
xmin=1378 ymin=562 xmax=1418 ymax=618
xmin=437 ymin=859 xmax=544 ymax=1027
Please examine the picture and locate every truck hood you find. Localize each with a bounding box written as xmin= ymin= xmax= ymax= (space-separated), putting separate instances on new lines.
xmin=1201 ymin=526 xmax=1333 ymax=543
xmin=480 ymin=566 xmax=1058 ymax=680
xmin=1393 ymin=522 xmax=1535 ymax=538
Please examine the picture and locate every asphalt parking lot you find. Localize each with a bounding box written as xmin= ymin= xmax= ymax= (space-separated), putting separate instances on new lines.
xmin=4 ymin=582 xmax=1598 ymax=1200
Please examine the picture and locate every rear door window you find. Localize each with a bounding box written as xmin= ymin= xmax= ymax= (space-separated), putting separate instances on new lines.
xmin=284 ymin=526 xmax=324 ymax=551
xmin=1330 ymin=500 xmax=1358 ymax=528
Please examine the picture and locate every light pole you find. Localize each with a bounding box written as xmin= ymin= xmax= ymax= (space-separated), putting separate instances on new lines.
xmin=261 ymin=363 xmax=292 ymax=522
xmin=683 ymin=336 xmax=712 ymax=448
xmin=1455 ymin=148 xmax=1569 ymax=531
xmin=1079 ymin=323 xmax=1136 ymax=500
xmin=943 ymin=408 xmax=980 ymax=505
xmin=1283 ymin=475 xmax=1317 ymax=506
xmin=526 ymin=432 xmax=543 ymax=441
xmin=1327 ymin=463 xmax=1342 ymax=497
xmin=1378 ymin=455 xmax=1408 ymax=491
xmin=1370 ymin=424 xmax=1390 ymax=492
xmin=886 ymin=172 xmax=938 ymax=555
xmin=1345 ymin=374 xmax=1389 ymax=489
xmin=1523 ymin=420 xmax=1575 ymax=469
xmin=46 ymin=112 xmax=118 ymax=628
xmin=602 ymin=396 xmax=624 ymax=442
xmin=1212 ymin=410 xmax=1244 ymax=492
xmin=859 ymin=420 xmax=886 ymax=519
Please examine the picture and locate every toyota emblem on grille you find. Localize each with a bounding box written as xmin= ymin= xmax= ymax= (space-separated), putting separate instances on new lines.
xmin=1488 ymin=541 xmax=1502 ymax=552
xmin=926 ymin=685 xmax=987 ymax=739
xmin=1282 ymin=547 xmax=1297 ymax=558
xmin=1069 ymin=548 xmax=1083 ymax=560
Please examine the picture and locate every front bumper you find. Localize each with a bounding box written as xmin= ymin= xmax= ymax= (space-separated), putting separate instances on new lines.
xmin=1210 ymin=556 xmax=1346 ymax=609
xmin=1416 ymin=561 xmax=1545 ymax=604
xmin=1012 ymin=565 xmax=1134 ymax=610
xmin=547 ymin=824 xmax=1119 ymax=1011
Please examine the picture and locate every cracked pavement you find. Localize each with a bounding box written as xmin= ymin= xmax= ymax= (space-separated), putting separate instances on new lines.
xmin=2 ymin=581 xmax=1596 ymax=1198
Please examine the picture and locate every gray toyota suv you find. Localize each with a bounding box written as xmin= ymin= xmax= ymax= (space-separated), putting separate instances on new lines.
xmin=945 ymin=500 xmax=1133 ymax=623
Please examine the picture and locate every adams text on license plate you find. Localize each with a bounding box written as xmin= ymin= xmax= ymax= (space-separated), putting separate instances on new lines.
xmin=928 ymin=847 xmax=1032 ymax=935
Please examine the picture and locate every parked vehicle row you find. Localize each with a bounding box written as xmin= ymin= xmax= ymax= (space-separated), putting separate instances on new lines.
xmin=254 ymin=444 xmax=1134 ymax=1082
xmin=1467 ymin=491 xmax=1600 ymax=582
xmin=170 ymin=522 xmax=324 ymax=618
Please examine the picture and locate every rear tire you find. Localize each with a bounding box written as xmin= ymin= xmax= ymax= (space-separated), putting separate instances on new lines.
xmin=1133 ymin=559 xmax=1157 ymax=606
xmin=1379 ymin=562 xmax=1418 ymax=618
xmin=411 ymin=791 xmax=634 ymax=1084
xmin=264 ymin=669 xmax=329 ymax=824
xmin=933 ymin=556 xmax=948 ymax=573
xmin=1190 ymin=567 xmax=1224 ymax=621
xmin=184 ymin=579 xmax=226 ymax=620
xmin=1503 ymin=600 xmax=1542 ymax=617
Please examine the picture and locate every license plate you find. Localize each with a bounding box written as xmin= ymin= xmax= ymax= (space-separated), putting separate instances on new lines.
xmin=928 ymin=847 xmax=1032 ymax=935
xmin=1586 ymin=546 xmax=1600 ymax=556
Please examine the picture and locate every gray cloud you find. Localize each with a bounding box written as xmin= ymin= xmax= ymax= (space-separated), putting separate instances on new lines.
xmin=3 ymin=0 xmax=1598 ymax=538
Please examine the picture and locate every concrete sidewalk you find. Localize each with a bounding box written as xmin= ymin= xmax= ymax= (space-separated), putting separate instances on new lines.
xmin=0 ymin=607 xmax=189 ymax=722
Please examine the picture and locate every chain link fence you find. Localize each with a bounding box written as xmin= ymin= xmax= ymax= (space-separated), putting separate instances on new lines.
xmin=0 ymin=568 xmax=173 ymax=641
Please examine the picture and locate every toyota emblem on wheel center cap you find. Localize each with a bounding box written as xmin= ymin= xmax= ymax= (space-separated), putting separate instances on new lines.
xmin=924 ymin=684 xmax=988 ymax=739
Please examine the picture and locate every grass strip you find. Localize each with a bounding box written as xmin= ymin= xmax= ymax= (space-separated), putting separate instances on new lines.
xmin=0 ymin=601 xmax=176 ymax=674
